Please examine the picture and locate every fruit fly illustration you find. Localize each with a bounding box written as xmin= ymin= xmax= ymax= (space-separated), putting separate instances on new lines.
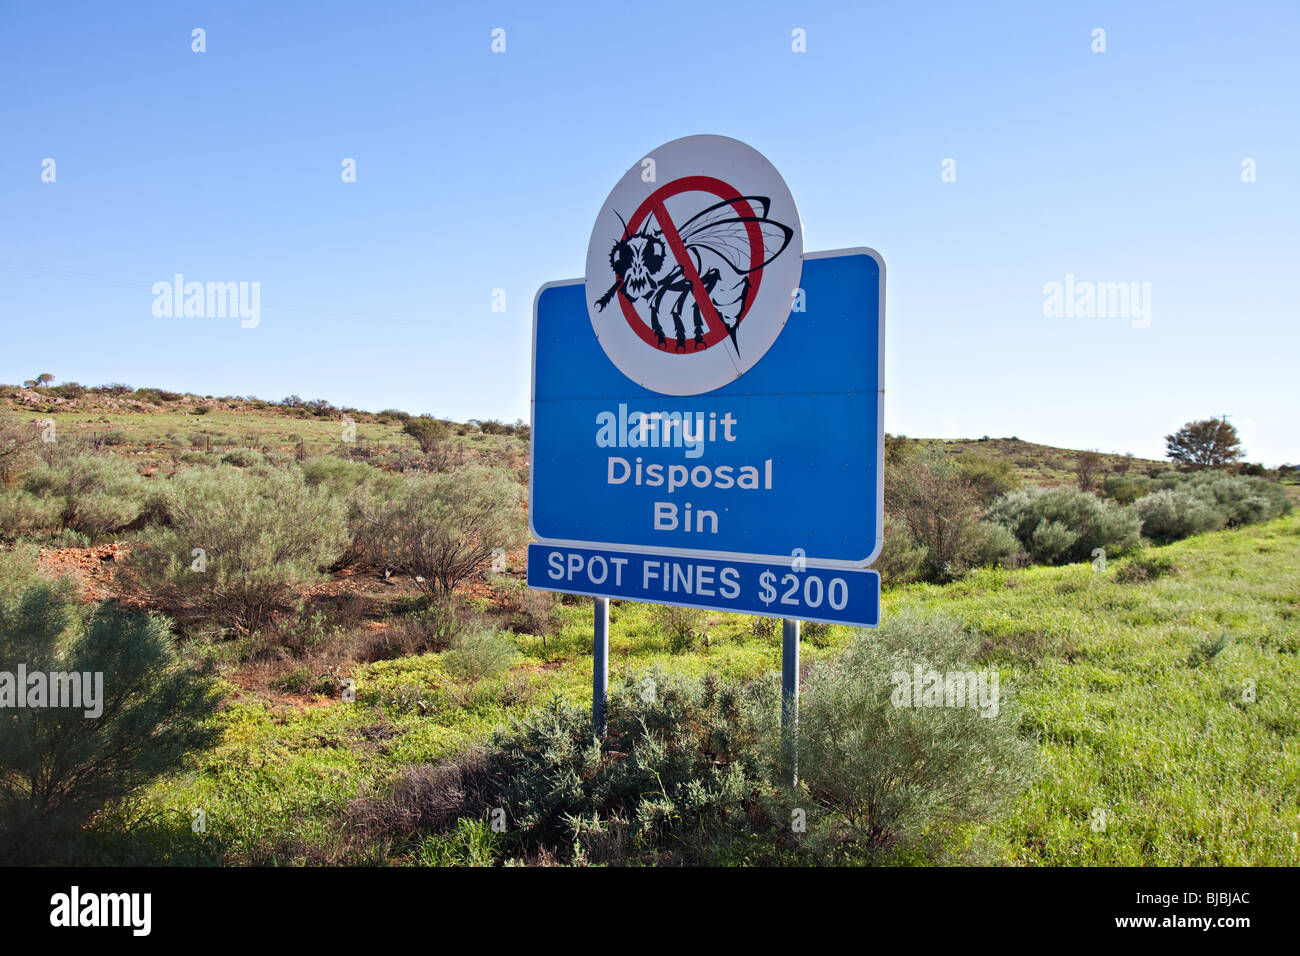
xmin=594 ymin=196 xmax=794 ymax=355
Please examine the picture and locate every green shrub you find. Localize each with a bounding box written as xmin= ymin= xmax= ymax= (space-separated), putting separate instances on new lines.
xmin=441 ymin=625 xmax=519 ymax=684
xmin=0 ymin=580 xmax=222 ymax=864
xmin=802 ymin=620 xmax=831 ymax=647
xmin=883 ymin=433 xmax=914 ymax=465
xmin=299 ymin=457 xmax=397 ymax=567
xmin=1132 ymin=466 xmax=1290 ymax=544
xmin=0 ymin=545 xmax=44 ymax=601
xmin=122 ymin=465 xmax=348 ymax=634
xmin=0 ymin=422 xmax=40 ymax=486
xmin=1101 ymin=474 xmax=1151 ymax=505
xmin=1177 ymin=471 xmax=1291 ymax=526
xmin=491 ymin=576 xmax=561 ymax=641
xmin=875 ymin=513 xmax=927 ymax=586
xmin=0 ymin=489 xmax=62 ymax=539
xmin=413 ymin=817 xmax=502 ymax=867
xmin=649 ymin=603 xmax=708 ymax=652
xmin=17 ymin=454 xmax=148 ymax=540
xmin=403 ymin=416 xmax=450 ymax=454
xmin=797 ymin=610 xmax=1036 ymax=854
xmin=968 ymin=520 xmax=1023 ymax=568
xmin=1115 ymin=553 xmax=1178 ymax=584
xmin=1133 ymin=489 xmax=1226 ymax=544
xmin=955 ymin=453 xmax=1020 ymax=504
xmin=42 ymin=528 xmax=92 ymax=549
xmin=885 ymin=453 xmax=996 ymax=581
xmin=987 ymin=486 xmax=1140 ymax=565
xmin=300 ymin=455 xmax=374 ymax=495
xmin=46 ymin=382 xmax=86 ymax=400
xmin=348 ymin=669 xmax=781 ymax=864
xmin=178 ymin=451 xmax=218 ymax=467
xmin=356 ymin=604 xmax=455 ymax=662
xmin=1029 ymin=518 xmax=1078 ymax=564
xmin=219 ymin=448 xmax=263 ymax=468
xmin=360 ymin=465 xmax=526 ymax=601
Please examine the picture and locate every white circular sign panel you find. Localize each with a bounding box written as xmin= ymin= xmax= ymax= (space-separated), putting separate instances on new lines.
xmin=585 ymin=135 xmax=803 ymax=396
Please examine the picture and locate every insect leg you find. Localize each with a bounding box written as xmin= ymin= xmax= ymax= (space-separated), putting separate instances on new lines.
xmin=691 ymin=299 xmax=706 ymax=349
xmin=670 ymin=287 xmax=690 ymax=353
xmin=649 ymin=282 xmax=672 ymax=348
xmin=693 ymin=268 xmax=722 ymax=350
xmin=594 ymin=278 xmax=623 ymax=312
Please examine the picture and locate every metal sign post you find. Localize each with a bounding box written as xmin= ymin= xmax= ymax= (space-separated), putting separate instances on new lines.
xmin=593 ymin=597 xmax=610 ymax=735
xmin=781 ymin=618 xmax=799 ymax=787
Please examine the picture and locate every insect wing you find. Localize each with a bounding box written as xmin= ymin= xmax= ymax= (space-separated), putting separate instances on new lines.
xmin=675 ymin=196 xmax=794 ymax=275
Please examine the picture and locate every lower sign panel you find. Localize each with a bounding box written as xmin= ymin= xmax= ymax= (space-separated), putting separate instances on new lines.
xmin=527 ymin=544 xmax=880 ymax=628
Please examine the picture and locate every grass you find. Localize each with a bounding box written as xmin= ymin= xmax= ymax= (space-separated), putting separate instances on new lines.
xmin=891 ymin=514 xmax=1300 ymax=865
xmin=18 ymin=407 xmax=407 ymax=461
xmin=1 ymin=403 xmax=525 ymax=475
xmin=115 ymin=515 xmax=1300 ymax=865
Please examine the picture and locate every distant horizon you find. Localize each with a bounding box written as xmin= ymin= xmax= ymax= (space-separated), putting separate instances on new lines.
xmin=5 ymin=370 xmax=1285 ymax=468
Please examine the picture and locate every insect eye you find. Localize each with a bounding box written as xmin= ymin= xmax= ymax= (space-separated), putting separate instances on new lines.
xmin=610 ymin=241 xmax=632 ymax=275
xmin=644 ymin=238 xmax=665 ymax=273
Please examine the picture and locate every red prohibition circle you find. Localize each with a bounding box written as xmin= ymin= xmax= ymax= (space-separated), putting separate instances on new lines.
xmin=617 ymin=176 xmax=766 ymax=352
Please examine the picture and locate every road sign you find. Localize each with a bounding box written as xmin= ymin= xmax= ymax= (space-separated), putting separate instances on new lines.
xmin=532 ymin=247 xmax=885 ymax=568
xmin=530 ymin=133 xmax=885 ymax=749
xmin=528 ymin=543 xmax=880 ymax=628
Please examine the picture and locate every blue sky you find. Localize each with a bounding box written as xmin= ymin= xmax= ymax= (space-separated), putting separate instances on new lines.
xmin=2 ymin=1 xmax=1297 ymax=463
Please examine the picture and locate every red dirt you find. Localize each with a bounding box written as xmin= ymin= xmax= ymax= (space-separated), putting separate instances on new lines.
xmin=33 ymin=541 xmax=529 ymax=608
xmin=37 ymin=543 xmax=128 ymax=602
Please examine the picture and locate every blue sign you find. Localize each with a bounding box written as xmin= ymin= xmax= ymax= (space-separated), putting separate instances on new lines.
xmin=530 ymin=248 xmax=884 ymax=569
xmin=527 ymin=544 xmax=881 ymax=628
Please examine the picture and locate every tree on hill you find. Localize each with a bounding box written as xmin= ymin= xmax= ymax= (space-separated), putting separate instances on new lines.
xmin=403 ymin=416 xmax=450 ymax=454
xmin=884 ymin=432 xmax=913 ymax=465
xmin=1165 ymin=418 xmax=1244 ymax=469
xmin=1075 ymin=450 xmax=1103 ymax=491
xmin=955 ymin=452 xmax=1019 ymax=503
xmin=22 ymin=373 xmax=54 ymax=389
